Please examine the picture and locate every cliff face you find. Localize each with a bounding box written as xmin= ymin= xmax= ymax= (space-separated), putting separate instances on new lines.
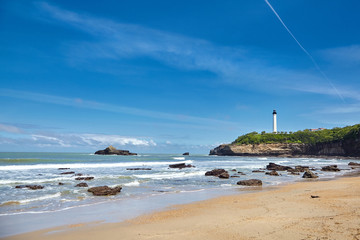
xmin=210 ymin=134 xmax=360 ymax=157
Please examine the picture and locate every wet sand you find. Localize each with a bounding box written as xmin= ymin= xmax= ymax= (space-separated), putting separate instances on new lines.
xmin=3 ymin=176 xmax=360 ymax=240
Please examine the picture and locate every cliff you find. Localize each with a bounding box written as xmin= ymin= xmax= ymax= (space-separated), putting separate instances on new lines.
xmin=210 ymin=133 xmax=360 ymax=157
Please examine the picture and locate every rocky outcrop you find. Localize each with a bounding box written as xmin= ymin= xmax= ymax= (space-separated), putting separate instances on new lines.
xmin=182 ymin=152 xmax=190 ymax=156
xmin=237 ymin=179 xmax=262 ymax=186
xmin=95 ymin=145 xmax=137 ymax=155
xmin=321 ymin=165 xmax=340 ymax=172
xmin=75 ymin=182 xmax=88 ymax=187
xmin=169 ymin=163 xmax=194 ymax=169
xmin=209 ymin=133 xmax=360 ymax=157
xmin=60 ymin=171 xmax=75 ymax=175
xmin=205 ymin=169 xmax=228 ymax=177
xmin=88 ymin=186 xmax=122 ymax=196
xmin=15 ymin=185 xmax=44 ymax=190
xmin=265 ymin=170 xmax=279 ymax=176
xmin=126 ymin=168 xmax=152 ymax=171
xmin=302 ymin=169 xmax=318 ymax=178
xmin=75 ymin=177 xmax=94 ymax=181
xmin=266 ymin=163 xmax=293 ymax=171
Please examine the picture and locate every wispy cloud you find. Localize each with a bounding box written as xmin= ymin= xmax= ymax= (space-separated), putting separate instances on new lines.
xmin=0 ymin=88 xmax=238 ymax=126
xmin=0 ymin=123 xmax=23 ymax=134
xmin=321 ymin=45 xmax=360 ymax=65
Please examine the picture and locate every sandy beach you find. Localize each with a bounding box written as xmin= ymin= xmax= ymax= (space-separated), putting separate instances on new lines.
xmin=3 ymin=175 xmax=360 ymax=240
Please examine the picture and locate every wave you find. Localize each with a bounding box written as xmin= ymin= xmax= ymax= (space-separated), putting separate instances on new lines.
xmin=0 ymin=160 xmax=193 ymax=171
xmin=134 ymin=171 xmax=206 ymax=180
xmin=172 ymin=157 xmax=185 ymax=160
xmin=0 ymin=177 xmax=73 ymax=185
xmin=1 ymin=192 xmax=61 ymax=206
xmin=123 ymin=180 xmax=140 ymax=187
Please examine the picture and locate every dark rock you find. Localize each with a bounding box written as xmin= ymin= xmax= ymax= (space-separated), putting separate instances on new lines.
xmin=231 ymin=175 xmax=240 ymax=178
xmin=58 ymin=168 xmax=70 ymax=170
xmin=58 ymin=182 xmax=64 ymax=185
xmin=252 ymin=170 xmax=265 ymax=173
xmin=75 ymin=182 xmax=88 ymax=187
xmin=311 ymin=195 xmax=320 ymax=198
xmin=169 ymin=163 xmax=194 ymax=169
xmin=321 ymin=165 xmax=340 ymax=172
xmin=231 ymin=169 xmax=237 ymax=172
xmin=294 ymin=166 xmax=309 ymax=172
xmin=265 ymin=170 xmax=279 ymax=176
xmin=74 ymin=173 xmax=84 ymax=176
xmin=302 ymin=169 xmax=318 ymax=178
xmin=348 ymin=162 xmax=360 ymax=166
xmin=75 ymin=177 xmax=94 ymax=181
xmin=238 ymin=172 xmax=246 ymax=175
xmin=15 ymin=185 xmax=44 ymax=190
xmin=182 ymin=152 xmax=190 ymax=156
xmin=205 ymin=169 xmax=227 ymax=177
xmin=95 ymin=145 xmax=137 ymax=155
xmin=126 ymin=168 xmax=152 ymax=171
xmin=88 ymin=186 xmax=122 ymax=196
xmin=60 ymin=171 xmax=75 ymax=175
xmin=237 ymin=179 xmax=262 ymax=186
xmin=218 ymin=172 xmax=230 ymax=179
xmin=266 ymin=163 xmax=293 ymax=171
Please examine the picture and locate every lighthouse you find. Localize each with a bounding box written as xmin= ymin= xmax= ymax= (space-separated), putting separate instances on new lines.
xmin=273 ymin=110 xmax=277 ymax=133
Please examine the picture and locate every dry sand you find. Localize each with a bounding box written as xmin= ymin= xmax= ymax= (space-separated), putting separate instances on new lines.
xmin=3 ymin=176 xmax=360 ymax=240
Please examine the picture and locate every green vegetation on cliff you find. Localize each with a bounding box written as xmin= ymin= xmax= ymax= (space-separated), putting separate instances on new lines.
xmin=233 ymin=124 xmax=360 ymax=145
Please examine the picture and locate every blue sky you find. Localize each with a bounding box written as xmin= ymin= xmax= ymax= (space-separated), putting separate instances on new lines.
xmin=1 ymin=0 xmax=360 ymax=153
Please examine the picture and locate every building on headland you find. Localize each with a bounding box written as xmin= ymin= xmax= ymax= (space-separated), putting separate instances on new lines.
xmin=310 ymin=128 xmax=326 ymax=132
xmin=272 ymin=110 xmax=277 ymax=133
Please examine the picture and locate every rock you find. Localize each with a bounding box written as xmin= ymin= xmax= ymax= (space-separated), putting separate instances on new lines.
xmin=182 ymin=152 xmax=190 ymax=156
xmin=218 ymin=172 xmax=230 ymax=179
xmin=265 ymin=170 xmax=279 ymax=176
xmin=302 ymin=169 xmax=318 ymax=178
xmin=266 ymin=163 xmax=293 ymax=171
xmin=252 ymin=170 xmax=265 ymax=173
xmin=321 ymin=165 xmax=340 ymax=172
xmin=169 ymin=163 xmax=194 ymax=169
xmin=238 ymin=171 xmax=246 ymax=175
xmin=75 ymin=177 xmax=94 ymax=181
xmin=205 ymin=169 xmax=227 ymax=177
xmin=126 ymin=168 xmax=152 ymax=171
xmin=88 ymin=186 xmax=122 ymax=196
xmin=58 ymin=182 xmax=64 ymax=185
xmin=231 ymin=169 xmax=237 ymax=172
xmin=294 ymin=165 xmax=309 ymax=172
xmin=94 ymin=145 xmax=137 ymax=155
xmin=60 ymin=171 xmax=75 ymax=175
xmin=74 ymin=173 xmax=84 ymax=176
xmin=75 ymin=182 xmax=88 ymax=187
xmin=58 ymin=168 xmax=70 ymax=170
xmin=348 ymin=162 xmax=360 ymax=166
xmin=311 ymin=195 xmax=320 ymax=198
xmin=237 ymin=179 xmax=262 ymax=186
xmin=15 ymin=185 xmax=44 ymax=190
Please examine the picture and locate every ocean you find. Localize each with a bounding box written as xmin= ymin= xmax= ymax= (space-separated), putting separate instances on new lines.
xmin=0 ymin=152 xmax=358 ymax=237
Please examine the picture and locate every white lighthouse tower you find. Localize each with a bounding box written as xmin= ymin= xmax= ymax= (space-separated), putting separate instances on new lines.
xmin=272 ymin=110 xmax=277 ymax=133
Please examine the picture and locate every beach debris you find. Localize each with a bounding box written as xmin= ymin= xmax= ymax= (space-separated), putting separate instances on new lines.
xmin=266 ymin=170 xmax=279 ymax=176
xmin=60 ymin=171 xmax=75 ymax=175
xmin=205 ymin=169 xmax=228 ymax=177
xmin=169 ymin=163 xmax=194 ymax=169
xmin=237 ymin=179 xmax=262 ymax=186
xmin=302 ymin=169 xmax=318 ymax=178
xmin=311 ymin=195 xmax=320 ymax=198
xmin=75 ymin=182 xmax=88 ymax=187
xmin=58 ymin=168 xmax=70 ymax=170
xmin=75 ymin=177 xmax=94 ymax=181
xmin=321 ymin=165 xmax=340 ymax=172
xmin=266 ymin=163 xmax=293 ymax=171
xmin=15 ymin=185 xmax=44 ymax=190
xmin=94 ymin=145 xmax=137 ymax=155
xmin=88 ymin=186 xmax=122 ymax=196
xmin=182 ymin=152 xmax=190 ymax=156
xmin=126 ymin=168 xmax=152 ymax=171
xmin=218 ymin=172 xmax=230 ymax=179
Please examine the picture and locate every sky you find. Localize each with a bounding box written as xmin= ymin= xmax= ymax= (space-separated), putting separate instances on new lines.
xmin=0 ymin=0 xmax=360 ymax=153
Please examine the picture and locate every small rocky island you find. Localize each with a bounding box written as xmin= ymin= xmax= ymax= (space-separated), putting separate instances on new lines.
xmin=210 ymin=124 xmax=360 ymax=157
xmin=95 ymin=145 xmax=137 ymax=155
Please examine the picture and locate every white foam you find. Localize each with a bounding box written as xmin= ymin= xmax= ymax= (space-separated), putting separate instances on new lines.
xmin=123 ymin=180 xmax=140 ymax=187
xmin=12 ymin=193 xmax=62 ymax=204
xmin=0 ymin=177 xmax=72 ymax=185
xmin=0 ymin=160 xmax=193 ymax=171
xmin=134 ymin=171 xmax=206 ymax=180
xmin=172 ymin=157 xmax=185 ymax=160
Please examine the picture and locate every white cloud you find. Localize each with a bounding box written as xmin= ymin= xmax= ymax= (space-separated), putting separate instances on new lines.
xmin=0 ymin=123 xmax=23 ymax=133
xmin=321 ymin=45 xmax=360 ymax=65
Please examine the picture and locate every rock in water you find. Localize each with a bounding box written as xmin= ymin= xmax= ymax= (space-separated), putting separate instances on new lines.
xmin=88 ymin=186 xmax=122 ymax=196
xmin=169 ymin=163 xmax=193 ymax=169
xmin=321 ymin=165 xmax=340 ymax=172
xmin=218 ymin=172 xmax=230 ymax=179
xmin=15 ymin=185 xmax=44 ymax=190
xmin=75 ymin=182 xmax=88 ymax=187
xmin=182 ymin=152 xmax=190 ymax=155
xmin=348 ymin=162 xmax=360 ymax=166
xmin=237 ymin=179 xmax=262 ymax=186
xmin=205 ymin=169 xmax=227 ymax=177
xmin=302 ymin=169 xmax=318 ymax=178
xmin=266 ymin=163 xmax=293 ymax=171
xmin=75 ymin=177 xmax=94 ymax=181
xmin=265 ymin=170 xmax=279 ymax=176
xmin=94 ymin=145 xmax=137 ymax=155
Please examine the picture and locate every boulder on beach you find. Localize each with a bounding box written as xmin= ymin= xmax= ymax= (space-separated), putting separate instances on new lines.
xmin=169 ymin=163 xmax=194 ymax=169
xmin=88 ymin=186 xmax=122 ymax=196
xmin=237 ymin=179 xmax=262 ymax=186
xmin=266 ymin=163 xmax=293 ymax=171
xmin=15 ymin=185 xmax=44 ymax=190
xmin=321 ymin=165 xmax=340 ymax=172
xmin=205 ymin=169 xmax=228 ymax=177
xmin=302 ymin=169 xmax=318 ymax=178
xmin=94 ymin=145 xmax=137 ymax=155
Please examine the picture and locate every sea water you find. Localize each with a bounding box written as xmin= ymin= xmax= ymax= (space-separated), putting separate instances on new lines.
xmin=0 ymin=152 xmax=358 ymax=236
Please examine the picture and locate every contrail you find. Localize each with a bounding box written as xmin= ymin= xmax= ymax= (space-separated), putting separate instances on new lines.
xmin=264 ymin=0 xmax=345 ymax=102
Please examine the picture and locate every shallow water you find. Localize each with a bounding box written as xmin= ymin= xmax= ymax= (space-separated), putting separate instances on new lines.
xmin=0 ymin=152 xmax=358 ymax=237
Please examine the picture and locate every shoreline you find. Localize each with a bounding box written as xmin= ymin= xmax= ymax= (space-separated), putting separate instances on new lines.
xmin=3 ymin=173 xmax=360 ymax=240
